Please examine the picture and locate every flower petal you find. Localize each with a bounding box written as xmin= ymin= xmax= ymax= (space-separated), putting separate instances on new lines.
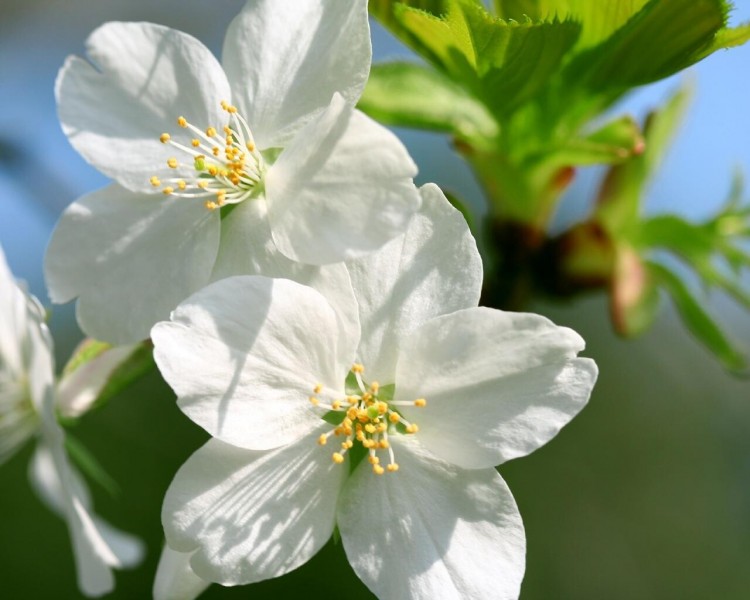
xmin=153 ymin=546 xmax=210 ymax=600
xmin=57 ymin=21 xmax=231 ymax=192
xmin=162 ymin=431 xmax=345 ymax=585
xmin=210 ymin=199 xmax=359 ymax=347
xmin=222 ymin=0 xmax=370 ymax=149
xmin=151 ymin=276 xmax=358 ymax=450
xmin=29 ymin=443 xmax=144 ymax=597
xmin=347 ymin=183 xmax=482 ymax=383
xmin=45 ymin=185 xmax=220 ymax=344
xmin=338 ymin=439 xmax=525 ymax=600
xmin=395 ymin=308 xmax=598 ymax=469
xmin=265 ymin=93 xmax=420 ymax=265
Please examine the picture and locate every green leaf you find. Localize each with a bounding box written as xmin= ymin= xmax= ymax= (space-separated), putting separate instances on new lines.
xmin=393 ymin=0 xmax=581 ymax=117
xmin=539 ymin=115 xmax=645 ymax=168
xmin=568 ymin=0 xmax=727 ymax=92
xmin=359 ymin=61 xmax=498 ymax=138
xmin=696 ymin=20 xmax=750 ymax=58
xmin=649 ymin=261 xmax=746 ymax=371
xmin=65 ymin=434 xmax=120 ymax=497
xmin=494 ymin=0 xmax=649 ymax=50
xmin=596 ymin=86 xmax=691 ymax=233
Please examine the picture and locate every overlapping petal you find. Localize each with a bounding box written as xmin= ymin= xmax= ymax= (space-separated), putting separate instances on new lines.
xmin=222 ymin=0 xmax=371 ymax=150
xmin=265 ymin=93 xmax=420 ymax=265
xmin=45 ymin=185 xmax=220 ymax=344
xmin=209 ymin=199 xmax=359 ymax=341
xmin=338 ymin=439 xmax=525 ymax=600
xmin=347 ymin=183 xmax=482 ymax=382
xmin=151 ymin=276 xmax=358 ymax=450
xmin=395 ymin=308 xmax=598 ymax=469
xmin=162 ymin=430 xmax=345 ymax=585
xmin=57 ymin=21 xmax=231 ymax=192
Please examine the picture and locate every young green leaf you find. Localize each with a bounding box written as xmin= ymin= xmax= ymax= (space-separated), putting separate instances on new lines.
xmin=359 ymin=61 xmax=498 ymax=138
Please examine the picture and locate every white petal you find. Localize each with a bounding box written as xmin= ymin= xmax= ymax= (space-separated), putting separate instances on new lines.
xmin=45 ymin=185 xmax=220 ymax=344
xmin=338 ymin=439 xmax=525 ymax=600
xmin=347 ymin=183 xmax=482 ymax=382
xmin=395 ymin=308 xmax=598 ymax=469
xmin=222 ymin=0 xmax=370 ymax=149
xmin=210 ymin=199 xmax=360 ymax=345
xmin=266 ymin=94 xmax=420 ymax=265
xmin=57 ymin=21 xmax=231 ymax=192
xmin=29 ymin=442 xmax=144 ymax=597
xmin=56 ymin=343 xmax=141 ymax=418
xmin=162 ymin=431 xmax=345 ymax=585
xmin=153 ymin=546 xmax=210 ymax=600
xmin=152 ymin=276 xmax=357 ymax=450
xmin=0 ymin=245 xmax=27 ymax=374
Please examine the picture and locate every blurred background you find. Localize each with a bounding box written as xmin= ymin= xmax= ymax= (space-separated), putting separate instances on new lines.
xmin=1 ymin=0 xmax=749 ymax=598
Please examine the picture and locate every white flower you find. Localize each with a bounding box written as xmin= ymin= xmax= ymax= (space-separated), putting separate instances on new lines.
xmin=45 ymin=0 xmax=420 ymax=344
xmin=0 ymin=246 xmax=144 ymax=597
xmin=151 ymin=185 xmax=598 ymax=599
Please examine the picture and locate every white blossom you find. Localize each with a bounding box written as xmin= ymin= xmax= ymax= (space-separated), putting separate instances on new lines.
xmin=152 ymin=185 xmax=598 ymax=598
xmin=0 ymin=246 xmax=144 ymax=597
xmin=46 ymin=0 xmax=420 ymax=344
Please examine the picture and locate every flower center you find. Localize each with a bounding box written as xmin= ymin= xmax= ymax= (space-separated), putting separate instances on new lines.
xmin=309 ymin=363 xmax=426 ymax=475
xmin=151 ymin=101 xmax=265 ymax=211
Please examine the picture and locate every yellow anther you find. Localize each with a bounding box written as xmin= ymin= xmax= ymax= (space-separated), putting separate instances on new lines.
xmin=211 ymin=147 xmax=220 ymax=157
xmin=334 ymin=426 xmax=343 ymax=436
xmin=387 ymin=463 xmax=399 ymax=472
xmin=313 ymin=383 xmax=323 ymax=394
xmin=223 ymin=126 xmax=232 ymax=135
xmin=363 ymin=439 xmax=375 ymax=449
xmin=356 ymin=430 xmax=365 ymax=442
xmin=207 ymin=166 xmax=219 ymax=176
xmin=377 ymin=402 xmax=388 ymax=415
xmin=365 ymin=424 xmax=376 ymax=434
xmin=246 ymin=142 xmax=255 ymax=152
xmin=159 ymin=133 xmax=171 ymax=144
xmin=309 ymin=396 xmax=319 ymax=406
xmin=162 ymin=186 xmax=174 ymax=195
xmin=352 ymin=364 xmax=364 ymax=373
xmin=414 ymin=398 xmax=427 ymax=407
xmin=206 ymin=127 xmax=217 ymax=137
xmin=342 ymin=440 xmax=353 ymax=449
xmin=357 ymin=410 xmax=369 ymax=423
xmin=221 ymin=100 xmax=229 ymax=110
xmin=370 ymin=382 xmax=380 ymax=393
xmin=227 ymin=105 xmax=238 ymax=114
xmin=378 ymin=439 xmax=390 ymax=449
xmin=167 ymin=158 xmax=178 ymax=169
xmin=368 ymin=455 xmax=380 ymax=465
xmin=332 ymin=453 xmax=345 ymax=464
xmin=177 ymin=180 xmax=187 ymax=190
xmin=177 ymin=116 xmax=188 ymax=128
xmin=347 ymin=396 xmax=359 ymax=405
xmin=362 ymin=392 xmax=373 ymax=402
xmin=197 ymin=180 xmax=209 ymax=189
xmin=406 ymin=423 xmax=419 ymax=434
xmin=317 ymin=434 xmax=327 ymax=446
xmin=373 ymin=464 xmax=385 ymax=475
xmin=377 ymin=423 xmax=387 ymax=433
xmin=347 ymin=407 xmax=358 ymax=420
xmin=149 ymin=176 xmax=161 ymax=187
xmin=331 ymin=400 xmax=342 ymax=410
xmin=389 ymin=413 xmax=401 ymax=424
xmin=191 ymin=138 xmax=201 ymax=147
xmin=204 ymin=200 xmax=218 ymax=210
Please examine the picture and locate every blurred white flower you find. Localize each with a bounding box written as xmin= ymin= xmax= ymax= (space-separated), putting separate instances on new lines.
xmin=151 ymin=185 xmax=598 ymax=599
xmin=46 ymin=0 xmax=420 ymax=344
xmin=0 ymin=246 xmax=144 ymax=597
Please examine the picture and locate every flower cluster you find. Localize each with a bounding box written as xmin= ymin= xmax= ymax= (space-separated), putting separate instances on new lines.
xmin=1 ymin=0 xmax=597 ymax=598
